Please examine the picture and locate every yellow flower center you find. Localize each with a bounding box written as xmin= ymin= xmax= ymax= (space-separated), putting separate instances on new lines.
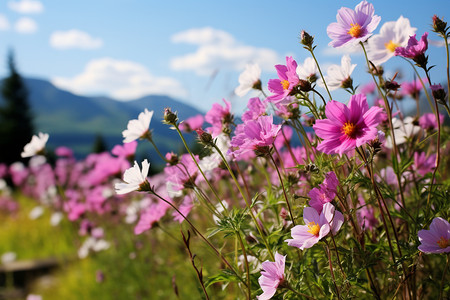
xmin=437 ymin=236 xmax=449 ymax=249
xmin=348 ymin=23 xmax=362 ymax=38
xmin=342 ymin=121 xmax=357 ymax=138
xmin=307 ymin=221 xmax=320 ymax=236
xmin=281 ymin=80 xmax=290 ymax=90
xmin=384 ymin=40 xmax=399 ymax=52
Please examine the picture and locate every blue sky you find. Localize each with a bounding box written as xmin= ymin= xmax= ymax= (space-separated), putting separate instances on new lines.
xmin=0 ymin=0 xmax=448 ymax=114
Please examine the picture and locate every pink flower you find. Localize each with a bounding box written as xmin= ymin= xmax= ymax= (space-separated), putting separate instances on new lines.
xmin=308 ymin=171 xmax=339 ymax=213
xmin=313 ymin=94 xmax=383 ymax=155
xmin=418 ymin=217 xmax=450 ymax=254
xmin=419 ymin=112 xmax=444 ymax=130
xmin=172 ymin=195 xmax=194 ymax=223
xmin=205 ymin=99 xmax=232 ymax=137
xmin=179 ymin=114 xmax=204 ymax=132
xmin=286 ymin=203 xmax=344 ymax=250
xmin=327 ymin=1 xmax=381 ymax=48
xmin=242 ymin=97 xmax=267 ymax=122
xmin=230 ymin=115 xmax=281 ymax=158
xmin=394 ymin=33 xmax=428 ymax=60
xmin=356 ymin=196 xmax=378 ymax=231
xmin=402 ymin=78 xmax=424 ymax=98
xmin=257 ymin=252 xmax=285 ymax=300
xmin=134 ymin=200 xmax=171 ymax=235
xmin=413 ymin=152 xmax=436 ymax=176
xmin=111 ymin=141 xmax=137 ymax=159
xmin=267 ymin=56 xmax=300 ymax=102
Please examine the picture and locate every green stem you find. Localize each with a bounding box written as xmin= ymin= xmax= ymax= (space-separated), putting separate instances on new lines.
xmin=269 ymin=153 xmax=296 ymax=226
xmin=309 ymin=49 xmax=332 ymax=100
xmin=236 ymin=231 xmax=251 ymax=300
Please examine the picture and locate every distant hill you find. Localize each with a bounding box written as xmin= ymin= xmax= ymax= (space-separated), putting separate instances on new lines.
xmin=0 ymin=77 xmax=204 ymax=164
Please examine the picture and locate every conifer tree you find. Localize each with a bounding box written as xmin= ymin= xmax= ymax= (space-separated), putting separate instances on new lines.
xmin=0 ymin=51 xmax=34 ymax=165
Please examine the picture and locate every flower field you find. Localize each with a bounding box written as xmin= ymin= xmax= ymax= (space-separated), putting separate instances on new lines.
xmin=1 ymin=1 xmax=450 ymax=299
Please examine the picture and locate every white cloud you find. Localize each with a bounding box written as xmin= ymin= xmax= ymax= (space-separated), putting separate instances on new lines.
xmin=14 ymin=17 xmax=37 ymax=33
xmin=429 ymin=39 xmax=450 ymax=47
xmin=51 ymin=58 xmax=188 ymax=100
xmin=0 ymin=14 xmax=10 ymax=31
xmin=170 ymin=27 xmax=281 ymax=75
xmin=8 ymin=0 xmax=44 ymax=14
xmin=50 ymin=30 xmax=103 ymax=50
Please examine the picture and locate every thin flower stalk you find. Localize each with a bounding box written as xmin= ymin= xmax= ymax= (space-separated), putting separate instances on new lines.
xmin=173 ymin=123 xmax=229 ymax=214
xmin=269 ymin=152 xmax=296 ymax=226
xmin=212 ymin=143 xmax=275 ymax=261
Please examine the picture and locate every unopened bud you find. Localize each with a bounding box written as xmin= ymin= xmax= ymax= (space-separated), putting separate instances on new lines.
xmin=163 ymin=107 xmax=178 ymax=125
xmin=432 ymin=15 xmax=448 ymax=36
xmin=431 ymin=84 xmax=447 ymax=105
xmin=383 ymin=80 xmax=401 ymax=91
xmin=300 ymin=30 xmax=314 ymax=49
xmin=196 ymin=128 xmax=214 ymax=146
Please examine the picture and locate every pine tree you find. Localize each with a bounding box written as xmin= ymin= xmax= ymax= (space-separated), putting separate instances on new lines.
xmin=0 ymin=51 xmax=34 ymax=165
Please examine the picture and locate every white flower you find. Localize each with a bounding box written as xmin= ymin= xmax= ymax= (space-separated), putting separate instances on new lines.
xmin=21 ymin=132 xmax=49 ymax=158
xmin=296 ymin=57 xmax=318 ymax=81
xmin=199 ymin=133 xmax=230 ymax=173
xmin=234 ymin=63 xmax=261 ymax=97
xmin=115 ymin=159 xmax=150 ymax=195
xmin=78 ymin=237 xmax=110 ymax=259
xmin=1 ymin=252 xmax=16 ymax=264
xmin=50 ymin=212 xmax=64 ymax=226
xmin=122 ymin=109 xmax=154 ymax=143
xmin=319 ymin=55 xmax=356 ymax=91
xmin=29 ymin=206 xmax=44 ymax=220
xmin=384 ymin=116 xmax=421 ymax=149
xmin=367 ymin=16 xmax=416 ymax=65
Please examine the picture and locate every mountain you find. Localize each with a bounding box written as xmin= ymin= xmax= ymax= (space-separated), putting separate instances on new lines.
xmin=0 ymin=77 xmax=204 ymax=164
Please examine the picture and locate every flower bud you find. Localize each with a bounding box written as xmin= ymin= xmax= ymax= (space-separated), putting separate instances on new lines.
xmin=196 ymin=128 xmax=214 ymax=146
xmin=163 ymin=107 xmax=178 ymax=125
xmin=383 ymin=80 xmax=401 ymax=92
xmin=432 ymin=15 xmax=448 ymax=36
xmin=300 ymin=30 xmax=314 ymax=49
xmin=431 ymin=84 xmax=447 ymax=105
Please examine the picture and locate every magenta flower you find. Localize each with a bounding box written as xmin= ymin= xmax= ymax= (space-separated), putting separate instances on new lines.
xmin=257 ymin=252 xmax=285 ymax=300
xmin=205 ymin=99 xmax=232 ymax=137
xmin=413 ymin=152 xmax=436 ymax=176
xmin=241 ymin=97 xmax=267 ymax=122
xmin=286 ymin=203 xmax=344 ymax=250
xmin=418 ymin=217 xmax=450 ymax=254
xmin=230 ymin=115 xmax=281 ymax=158
xmin=179 ymin=114 xmax=204 ymax=133
xmin=327 ymin=1 xmax=381 ymax=48
xmin=394 ymin=32 xmax=428 ymax=60
xmin=419 ymin=112 xmax=444 ymax=130
xmin=308 ymin=171 xmax=339 ymax=213
xmin=267 ymin=56 xmax=300 ymax=102
xmin=313 ymin=94 xmax=383 ymax=155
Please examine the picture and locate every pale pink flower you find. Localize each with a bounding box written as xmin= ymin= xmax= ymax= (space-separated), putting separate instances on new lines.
xmin=257 ymin=252 xmax=286 ymax=300
xmin=418 ymin=217 xmax=450 ymax=254
xmin=286 ymin=203 xmax=344 ymax=250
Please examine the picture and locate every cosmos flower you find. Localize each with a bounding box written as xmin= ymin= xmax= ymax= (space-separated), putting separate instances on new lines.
xmin=122 ymin=109 xmax=154 ymax=143
xmin=296 ymin=57 xmax=318 ymax=82
xmin=286 ymin=203 xmax=344 ymax=250
xmin=327 ymin=1 xmax=381 ymax=48
xmin=234 ymin=63 xmax=262 ymax=97
xmin=267 ymin=56 xmax=300 ymax=103
xmin=413 ymin=151 xmax=436 ymax=176
xmin=419 ymin=112 xmax=444 ymax=131
xmin=418 ymin=217 xmax=450 ymax=254
xmin=230 ymin=115 xmax=282 ymax=158
xmin=179 ymin=114 xmax=204 ymax=132
xmin=367 ymin=16 xmax=416 ymax=65
xmin=241 ymin=97 xmax=267 ymax=122
xmin=21 ymin=132 xmax=49 ymax=158
xmin=308 ymin=171 xmax=339 ymax=213
xmin=257 ymin=252 xmax=286 ymax=300
xmin=319 ymin=55 xmax=356 ymax=91
xmin=394 ymin=32 xmax=428 ymax=60
xmin=384 ymin=116 xmax=421 ymax=149
xmin=313 ymin=94 xmax=383 ymax=155
xmin=205 ymin=99 xmax=232 ymax=137
xmin=115 ymin=159 xmax=150 ymax=195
